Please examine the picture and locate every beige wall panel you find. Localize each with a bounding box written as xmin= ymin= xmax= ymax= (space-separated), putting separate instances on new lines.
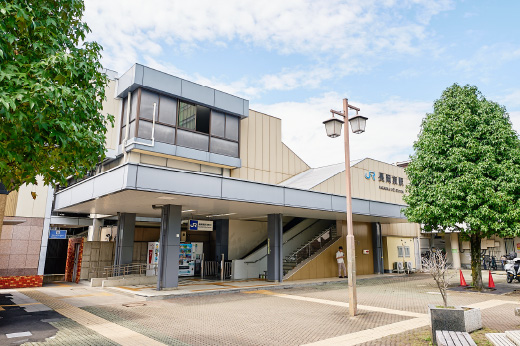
xmin=166 ymin=158 xmax=201 ymax=172
xmin=15 ymin=178 xmax=49 ymax=218
xmin=228 ymin=220 xmax=268 ymax=260
xmin=282 ymin=145 xmax=289 ymax=175
xmin=286 ymin=237 xmax=346 ymax=281
xmin=289 ymin=151 xmax=296 ymax=175
xmin=103 ymin=80 xmax=121 ymax=151
xmin=255 ymin=112 xmax=263 ymax=170
xmin=269 ymin=172 xmax=277 ymax=184
xmin=4 ymin=190 xmax=19 ymax=217
xmin=262 ymin=115 xmax=270 ymax=171
xmin=140 ymin=154 xmax=167 ymax=167
xmin=247 ymin=168 xmax=255 ymax=181
xmin=269 ymin=117 xmax=277 ymax=174
xmin=240 ymin=115 xmax=248 ymax=166
xmin=255 ymin=169 xmax=263 ymax=183
xmin=262 ymin=171 xmax=270 ymax=184
xmin=276 ymin=120 xmax=283 ymax=173
xmin=201 ymin=165 xmax=222 ymax=175
xmin=247 ymin=113 xmax=256 ymax=169
xmin=275 ymin=173 xmax=282 ymax=184
xmin=383 ymin=236 xmax=416 ymax=271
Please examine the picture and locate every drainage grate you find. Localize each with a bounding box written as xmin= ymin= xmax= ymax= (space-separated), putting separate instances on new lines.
xmin=122 ymin=303 xmax=147 ymax=308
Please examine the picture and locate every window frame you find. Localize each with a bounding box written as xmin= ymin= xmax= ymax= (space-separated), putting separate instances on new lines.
xmin=120 ymin=87 xmax=241 ymax=158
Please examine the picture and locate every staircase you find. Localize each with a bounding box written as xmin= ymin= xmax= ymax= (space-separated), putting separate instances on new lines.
xmin=283 ymin=224 xmax=338 ymax=276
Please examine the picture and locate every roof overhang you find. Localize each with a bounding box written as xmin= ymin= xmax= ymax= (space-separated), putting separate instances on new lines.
xmin=54 ymin=163 xmax=408 ymax=223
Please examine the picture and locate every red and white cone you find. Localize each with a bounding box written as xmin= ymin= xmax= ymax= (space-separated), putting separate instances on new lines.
xmin=488 ymin=270 xmax=495 ymax=289
xmin=459 ymin=270 xmax=467 ymax=287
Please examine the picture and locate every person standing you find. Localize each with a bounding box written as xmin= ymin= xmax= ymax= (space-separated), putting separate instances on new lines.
xmin=336 ymin=246 xmax=347 ymax=278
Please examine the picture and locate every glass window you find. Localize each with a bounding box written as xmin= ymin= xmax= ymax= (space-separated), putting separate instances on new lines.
xmin=210 ymin=137 xmax=239 ymax=157
xmin=154 ymin=123 xmax=175 ymax=144
xmin=178 ymin=102 xmax=196 ymax=130
xmin=177 ymin=129 xmax=209 ymax=151
xmin=139 ymin=90 xmax=159 ymax=121
xmin=211 ymin=111 xmax=225 ymax=137
xmin=196 ymin=105 xmax=210 ymax=134
xmin=137 ymin=120 xmax=152 ymax=140
xmin=225 ymin=115 xmax=239 ymax=141
xmin=129 ymin=90 xmax=139 ymax=122
xmin=159 ymin=96 xmax=177 ymax=125
xmin=404 ymin=246 xmax=410 ymax=257
xmin=397 ymin=246 xmax=403 ymax=258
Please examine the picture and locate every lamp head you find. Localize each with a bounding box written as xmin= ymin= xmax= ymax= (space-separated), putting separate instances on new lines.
xmin=323 ymin=117 xmax=344 ymax=138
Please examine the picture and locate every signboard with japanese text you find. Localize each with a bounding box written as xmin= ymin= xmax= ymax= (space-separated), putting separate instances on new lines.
xmin=49 ymin=230 xmax=67 ymax=239
xmin=188 ymin=220 xmax=214 ymax=231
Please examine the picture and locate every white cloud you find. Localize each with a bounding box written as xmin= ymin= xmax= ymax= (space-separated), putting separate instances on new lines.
xmin=455 ymin=43 xmax=520 ymax=76
xmin=252 ymin=94 xmax=431 ymax=167
xmin=84 ymin=0 xmax=453 ymax=81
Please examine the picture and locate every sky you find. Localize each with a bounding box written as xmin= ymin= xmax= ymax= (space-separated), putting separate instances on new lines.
xmin=83 ymin=0 xmax=520 ymax=168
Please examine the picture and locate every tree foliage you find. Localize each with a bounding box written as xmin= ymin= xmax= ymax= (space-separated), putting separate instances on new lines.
xmin=0 ymin=0 xmax=113 ymax=191
xmin=404 ymin=84 xmax=520 ymax=289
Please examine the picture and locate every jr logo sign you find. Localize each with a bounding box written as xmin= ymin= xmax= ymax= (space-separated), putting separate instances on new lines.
xmin=365 ymin=171 xmax=376 ymax=181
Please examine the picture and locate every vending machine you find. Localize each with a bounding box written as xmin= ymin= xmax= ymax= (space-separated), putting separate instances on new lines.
xmin=179 ymin=243 xmax=195 ymax=276
xmin=146 ymin=242 xmax=159 ymax=276
xmin=191 ymin=242 xmax=204 ymax=275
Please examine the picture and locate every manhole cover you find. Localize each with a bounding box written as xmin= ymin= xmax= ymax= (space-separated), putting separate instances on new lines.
xmin=122 ymin=303 xmax=147 ymax=308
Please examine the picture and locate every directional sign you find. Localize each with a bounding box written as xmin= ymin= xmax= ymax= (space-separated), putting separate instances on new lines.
xmin=188 ymin=220 xmax=213 ymax=231
xmin=49 ymin=230 xmax=67 ymax=239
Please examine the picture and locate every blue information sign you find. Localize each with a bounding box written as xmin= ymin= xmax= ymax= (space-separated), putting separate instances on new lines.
xmin=49 ymin=230 xmax=67 ymax=239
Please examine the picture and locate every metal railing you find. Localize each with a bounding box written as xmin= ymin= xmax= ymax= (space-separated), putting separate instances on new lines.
xmin=245 ymin=220 xmax=324 ymax=264
xmin=203 ymin=260 xmax=231 ymax=279
xmin=89 ymin=262 xmax=151 ymax=279
xmin=284 ymin=225 xmax=337 ymax=265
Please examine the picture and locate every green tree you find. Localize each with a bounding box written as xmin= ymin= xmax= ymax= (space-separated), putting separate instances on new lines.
xmin=0 ymin=0 xmax=113 ymax=193
xmin=404 ymin=84 xmax=520 ymax=291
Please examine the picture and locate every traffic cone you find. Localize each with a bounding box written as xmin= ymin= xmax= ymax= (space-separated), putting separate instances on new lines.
xmin=459 ymin=270 xmax=467 ymax=287
xmin=488 ymin=270 xmax=495 ymax=289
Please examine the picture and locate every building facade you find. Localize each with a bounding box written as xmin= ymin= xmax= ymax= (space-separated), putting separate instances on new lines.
xmin=2 ymin=64 xmax=425 ymax=288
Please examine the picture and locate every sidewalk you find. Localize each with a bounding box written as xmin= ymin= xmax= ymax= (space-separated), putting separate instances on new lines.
xmin=102 ymin=273 xmax=390 ymax=300
xmin=2 ymin=270 xmax=519 ymax=345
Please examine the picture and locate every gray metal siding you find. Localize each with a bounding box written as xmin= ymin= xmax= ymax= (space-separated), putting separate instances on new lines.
xmin=116 ymin=64 xmax=248 ymax=118
xmin=222 ymin=179 xmax=284 ymax=205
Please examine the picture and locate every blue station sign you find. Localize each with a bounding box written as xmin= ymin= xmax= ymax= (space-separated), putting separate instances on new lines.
xmin=49 ymin=229 xmax=67 ymax=239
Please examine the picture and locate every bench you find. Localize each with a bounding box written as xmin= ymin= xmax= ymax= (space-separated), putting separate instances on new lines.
xmin=436 ymin=330 xmax=476 ymax=346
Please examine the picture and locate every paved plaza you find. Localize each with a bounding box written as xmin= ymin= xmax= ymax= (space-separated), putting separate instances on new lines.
xmin=0 ymin=271 xmax=519 ymax=345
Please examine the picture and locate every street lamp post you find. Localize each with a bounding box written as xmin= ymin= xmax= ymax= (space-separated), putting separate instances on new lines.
xmin=323 ymin=98 xmax=367 ymax=316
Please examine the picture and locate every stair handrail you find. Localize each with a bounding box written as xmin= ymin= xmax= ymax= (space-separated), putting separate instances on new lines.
xmin=285 ymin=225 xmax=336 ymax=263
xmin=244 ymin=219 xmax=323 ymax=264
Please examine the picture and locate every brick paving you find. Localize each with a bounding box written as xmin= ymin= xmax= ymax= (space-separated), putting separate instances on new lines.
xmin=10 ymin=271 xmax=520 ymax=345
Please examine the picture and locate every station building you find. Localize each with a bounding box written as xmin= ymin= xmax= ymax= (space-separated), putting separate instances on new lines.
xmin=1 ymin=64 xmax=461 ymax=289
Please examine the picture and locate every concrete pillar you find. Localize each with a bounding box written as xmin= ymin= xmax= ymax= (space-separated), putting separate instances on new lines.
xmin=371 ymin=222 xmax=384 ymax=274
xmin=88 ymin=218 xmax=103 ymax=242
xmin=114 ymin=213 xmax=136 ymax=270
xmin=450 ymin=232 xmax=461 ymax=269
xmin=157 ymin=205 xmax=181 ymax=290
xmin=215 ymin=219 xmax=229 ymax=261
xmin=267 ymin=214 xmax=283 ymax=282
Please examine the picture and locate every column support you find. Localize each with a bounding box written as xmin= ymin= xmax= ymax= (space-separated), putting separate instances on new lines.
xmin=157 ymin=204 xmax=181 ymax=290
xmin=114 ymin=213 xmax=136 ymax=273
xmin=267 ymin=214 xmax=283 ymax=282
xmin=371 ymin=222 xmax=383 ymax=274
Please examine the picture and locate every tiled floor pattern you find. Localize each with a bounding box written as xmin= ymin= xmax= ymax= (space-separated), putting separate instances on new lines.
xmin=7 ymin=272 xmax=520 ymax=345
xmin=21 ymin=289 xmax=165 ymax=346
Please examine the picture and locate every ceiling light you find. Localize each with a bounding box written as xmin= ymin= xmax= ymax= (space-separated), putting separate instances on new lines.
xmin=182 ymin=210 xmax=195 ymax=213
xmin=157 ymin=196 xmax=176 ymax=200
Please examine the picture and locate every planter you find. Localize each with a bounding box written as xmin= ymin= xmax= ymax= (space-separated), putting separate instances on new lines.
xmin=428 ymin=304 xmax=481 ymax=344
